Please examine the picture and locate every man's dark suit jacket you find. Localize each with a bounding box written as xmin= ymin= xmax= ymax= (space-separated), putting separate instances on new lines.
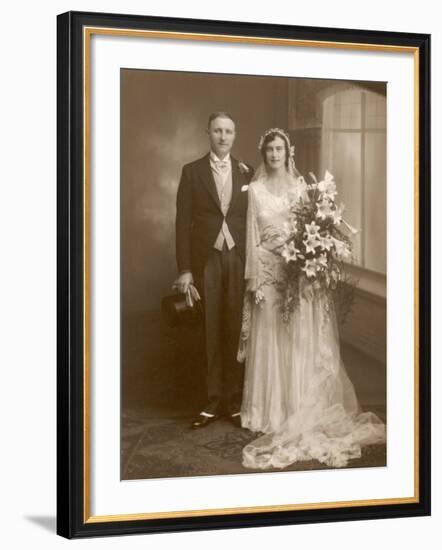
xmin=176 ymin=153 xmax=254 ymax=279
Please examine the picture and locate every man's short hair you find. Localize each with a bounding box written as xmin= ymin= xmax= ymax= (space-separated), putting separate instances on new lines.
xmin=207 ymin=112 xmax=236 ymax=128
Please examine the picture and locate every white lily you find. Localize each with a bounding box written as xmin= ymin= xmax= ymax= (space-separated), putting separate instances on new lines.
xmin=332 ymin=203 xmax=345 ymax=225
xmin=281 ymin=241 xmax=300 ymax=263
xmin=319 ymin=233 xmax=333 ymax=251
xmin=303 ymin=235 xmax=321 ymax=254
xmin=316 ymin=199 xmax=333 ymax=220
xmin=318 ymin=171 xmax=338 ymax=201
xmin=301 ymin=259 xmax=318 ymax=278
xmin=305 ymin=220 xmax=321 ymax=238
xmin=331 ymin=237 xmax=351 ymax=260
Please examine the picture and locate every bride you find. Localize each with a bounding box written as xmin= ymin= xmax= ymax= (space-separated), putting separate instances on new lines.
xmin=238 ymin=128 xmax=386 ymax=470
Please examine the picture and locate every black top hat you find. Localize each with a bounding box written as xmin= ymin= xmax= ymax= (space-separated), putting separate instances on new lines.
xmin=161 ymin=292 xmax=203 ymax=328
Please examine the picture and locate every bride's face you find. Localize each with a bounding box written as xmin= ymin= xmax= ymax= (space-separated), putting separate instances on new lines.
xmin=264 ymin=136 xmax=286 ymax=170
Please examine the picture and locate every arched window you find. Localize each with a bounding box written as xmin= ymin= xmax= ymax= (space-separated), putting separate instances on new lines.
xmin=320 ymin=84 xmax=386 ymax=275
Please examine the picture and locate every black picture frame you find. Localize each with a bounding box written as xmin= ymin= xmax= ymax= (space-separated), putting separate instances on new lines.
xmin=57 ymin=10 xmax=431 ymax=539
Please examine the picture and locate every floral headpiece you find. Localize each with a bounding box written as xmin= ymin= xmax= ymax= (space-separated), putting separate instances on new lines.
xmin=258 ymin=127 xmax=295 ymax=158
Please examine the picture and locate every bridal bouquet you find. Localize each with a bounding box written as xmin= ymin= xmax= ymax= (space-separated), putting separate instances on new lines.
xmin=277 ymin=170 xmax=358 ymax=322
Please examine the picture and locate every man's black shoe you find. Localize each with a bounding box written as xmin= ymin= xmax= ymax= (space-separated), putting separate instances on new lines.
xmin=190 ymin=414 xmax=219 ymax=429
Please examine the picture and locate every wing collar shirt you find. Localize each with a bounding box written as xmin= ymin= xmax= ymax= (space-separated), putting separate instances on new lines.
xmin=209 ymin=152 xmax=235 ymax=251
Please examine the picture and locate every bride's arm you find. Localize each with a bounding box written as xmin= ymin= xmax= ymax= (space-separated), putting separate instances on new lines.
xmin=245 ymin=184 xmax=260 ymax=292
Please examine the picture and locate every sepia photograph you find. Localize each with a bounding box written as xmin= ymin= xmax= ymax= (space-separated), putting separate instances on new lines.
xmin=56 ymin=10 xmax=431 ymax=538
xmin=120 ymin=69 xmax=387 ymax=480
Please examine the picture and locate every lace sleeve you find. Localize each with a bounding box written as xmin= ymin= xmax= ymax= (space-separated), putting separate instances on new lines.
xmin=245 ymin=184 xmax=260 ymax=292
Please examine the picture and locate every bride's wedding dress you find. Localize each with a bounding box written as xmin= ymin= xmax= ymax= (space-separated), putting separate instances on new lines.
xmin=238 ymin=176 xmax=386 ymax=469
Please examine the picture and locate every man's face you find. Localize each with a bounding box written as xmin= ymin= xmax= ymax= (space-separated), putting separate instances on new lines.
xmin=207 ymin=117 xmax=236 ymax=159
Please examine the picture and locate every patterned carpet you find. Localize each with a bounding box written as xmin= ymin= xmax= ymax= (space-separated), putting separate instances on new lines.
xmin=121 ymin=314 xmax=387 ymax=480
xmin=121 ymin=405 xmax=386 ymax=480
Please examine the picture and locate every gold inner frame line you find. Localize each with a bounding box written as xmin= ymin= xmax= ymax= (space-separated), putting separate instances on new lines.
xmin=82 ymin=25 xmax=420 ymax=524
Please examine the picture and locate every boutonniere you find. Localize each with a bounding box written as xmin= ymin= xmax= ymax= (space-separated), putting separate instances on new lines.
xmin=241 ymin=184 xmax=249 ymax=192
xmin=238 ymin=161 xmax=250 ymax=174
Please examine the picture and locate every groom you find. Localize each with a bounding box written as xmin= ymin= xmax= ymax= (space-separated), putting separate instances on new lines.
xmin=174 ymin=112 xmax=253 ymax=429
